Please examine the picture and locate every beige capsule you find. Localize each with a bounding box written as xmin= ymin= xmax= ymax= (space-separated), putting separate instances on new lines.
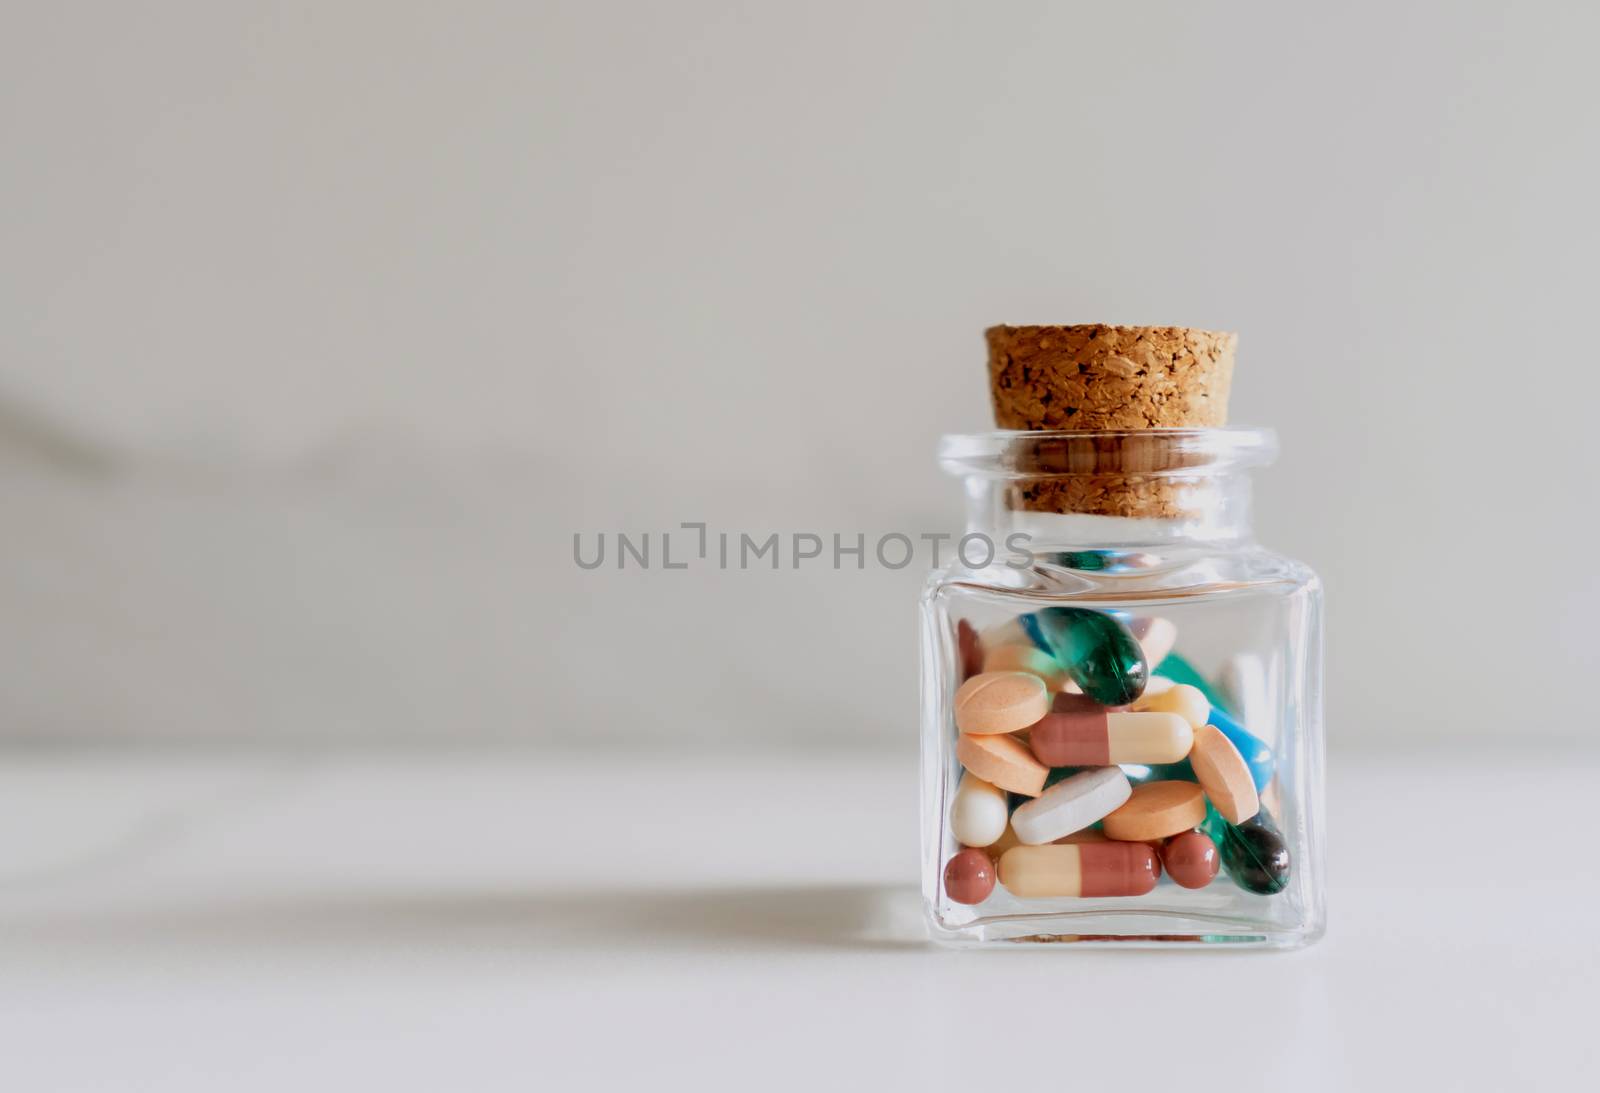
xmin=1133 ymin=682 xmax=1211 ymax=730
xmin=998 ymin=843 xmax=1160 ymax=899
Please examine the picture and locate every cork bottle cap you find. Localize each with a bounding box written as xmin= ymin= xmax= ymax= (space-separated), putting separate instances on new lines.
xmin=984 ymin=324 xmax=1238 ymax=519
xmin=987 ymin=324 xmax=1235 ymax=431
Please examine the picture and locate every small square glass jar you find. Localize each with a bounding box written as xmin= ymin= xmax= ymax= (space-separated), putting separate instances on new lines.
xmin=920 ymin=428 xmax=1325 ymax=948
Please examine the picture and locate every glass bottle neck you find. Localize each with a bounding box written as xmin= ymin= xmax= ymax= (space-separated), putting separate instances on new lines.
xmin=940 ymin=428 xmax=1274 ymax=552
xmin=962 ymin=471 xmax=1256 ymax=549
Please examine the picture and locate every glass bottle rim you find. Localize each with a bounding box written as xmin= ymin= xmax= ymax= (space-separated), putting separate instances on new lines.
xmin=938 ymin=427 xmax=1277 ymax=479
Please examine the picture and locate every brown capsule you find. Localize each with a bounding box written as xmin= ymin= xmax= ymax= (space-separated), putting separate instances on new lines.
xmin=998 ymin=842 xmax=1159 ymax=898
xmin=944 ymin=847 xmax=997 ymax=905
xmin=957 ymin=619 xmax=984 ymax=681
xmin=1161 ymin=830 xmax=1220 ymax=889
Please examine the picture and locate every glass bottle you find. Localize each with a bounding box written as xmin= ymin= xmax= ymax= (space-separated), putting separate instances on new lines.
xmin=920 ymin=428 xmax=1325 ymax=947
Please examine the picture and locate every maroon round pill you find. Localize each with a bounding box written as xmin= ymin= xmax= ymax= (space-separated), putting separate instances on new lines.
xmin=944 ymin=847 xmax=997 ymax=905
xmin=1161 ymin=830 xmax=1219 ymax=889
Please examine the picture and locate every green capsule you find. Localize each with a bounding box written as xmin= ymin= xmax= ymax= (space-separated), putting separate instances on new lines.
xmin=1031 ymin=607 xmax=1148 ymax=706
xmin=1207 ymin=803 xmax=1291 ymax=895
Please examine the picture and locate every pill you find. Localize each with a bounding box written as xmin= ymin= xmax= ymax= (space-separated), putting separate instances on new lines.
xmin=1102 ymin=781 xmax=1208 ymax=842
xmin=956 ymin=732 xmax=1049 ymax=797
xmin=1218 ymin=811 xmax=1291 ymax=894
xmin=1189 ymin=724 xmax=1260 ymax=823
xmin=949 ymin=773 xmax=1009 ymax=847
xmin=1133 ymin=682 xmax=1210 ymax=729
xmin=957 ymin=619 xmax=984 ymax=681
xmin=1161 ymin=830 xmax=1220 ymax=889
xmin=953 ymin=671 xmax=1050 ymax=735
xmin=943 ymin=847 xmax=997 ymax=904
xmin=998 ymin=842 xmax=1160 ymax=898
xmin=1206 ymin=707 xmax=1275 ymax=793
xmin=1031 ymin=607 xmax=1149 ymax=706
xmin=1011 ymin=766 xmax=1132 ymax=845
xmin=1029 ymin=696 xmax=1193 ymax=767
xmin=1129 ymin=616 xmax=1178 ymax=671
xmin=982 ymin=644 xmax=1069 ymax=690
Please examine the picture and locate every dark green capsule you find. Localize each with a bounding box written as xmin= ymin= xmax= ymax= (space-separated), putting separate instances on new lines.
xmin=1217 ymin=809 xmax=1291 ymax=895
xmin=1031 ymin=607 xmax=1148 ymax=706
xmin=1045 ymin=550 xmax=1112 ymax=571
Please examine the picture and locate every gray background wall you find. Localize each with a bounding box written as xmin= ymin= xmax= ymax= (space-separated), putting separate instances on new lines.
xmin=2 ymin=1 xmax=1596 ymax=747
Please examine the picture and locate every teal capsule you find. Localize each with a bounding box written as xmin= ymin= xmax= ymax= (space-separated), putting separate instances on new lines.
xmin=1045 ymin=551 xmax=1114 ymax=571
xmin=1030 ymin=607 xmax=1148 ymax=706
xmin=1041 ymin=550 xmax=1155 ymax=573
xmin=1205 ymin=803 xmax=1291 ymax=895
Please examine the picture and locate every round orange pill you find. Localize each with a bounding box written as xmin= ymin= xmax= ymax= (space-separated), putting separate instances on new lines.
xmin=1190 ymin=724 xmax=1261 ymax=824
xmin=953 ymin=671 xmax=1050 ymax=735
xmin=1101 ymin=781 xmax=1207 ymax=842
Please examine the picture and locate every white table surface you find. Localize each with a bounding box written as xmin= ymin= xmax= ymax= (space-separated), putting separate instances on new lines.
xmin=0 ymin=748 xmax=1594 ymax=1091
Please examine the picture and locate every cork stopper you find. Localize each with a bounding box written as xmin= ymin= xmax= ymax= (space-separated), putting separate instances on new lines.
xmin=985 ymin=324 xmax=1238 ymax=519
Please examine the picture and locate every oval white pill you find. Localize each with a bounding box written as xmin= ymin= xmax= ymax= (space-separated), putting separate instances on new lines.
xmin=950 ymin=773 xmax=1009 ymax=847
xmin=1010 ymin=766 xmax=1132 ymax=846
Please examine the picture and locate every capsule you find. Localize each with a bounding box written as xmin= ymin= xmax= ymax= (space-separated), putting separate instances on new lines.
xmin=998 ymin=842 xmax=1160 ymax=899
xmin=1133 ymin=682 xmax=1210 ymax=729
xmin=949 ymin=773 xmax=1009 ymax=848
xmin=1218 ymin=812 xmax=1291 ymax=894
xmin=943 ymin=847 xmax=997 ymax=905
xmin=1030 ymin=607 xmax=1149 ymax=706
xmin=956 ymin=619 xmax=984 ymax=681
xmin=1161 ymin=830 xmax=1220 ymax=889
xmin=1029 ymin=694 xmax=1193 ymax=766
